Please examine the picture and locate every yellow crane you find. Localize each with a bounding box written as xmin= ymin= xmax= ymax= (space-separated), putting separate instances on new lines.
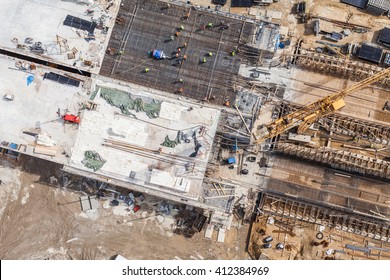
xmin=254 ymin=67 xmax=390 ymax=143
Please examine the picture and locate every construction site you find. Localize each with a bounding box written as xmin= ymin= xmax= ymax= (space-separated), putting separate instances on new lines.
xmin=0 ymin=0 xmax=390 ymax=260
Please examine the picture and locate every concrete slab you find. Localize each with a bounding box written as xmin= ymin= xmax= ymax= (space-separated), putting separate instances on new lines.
xmin=0 ymin=0 xmax=119 ymax=73
xmin=0 ymin=54 xmax=87 ymax=164
xmin=205 ymin=223 xmax=214 ymax=238
xmin=80 ymin=195 xmax=90 ymax=211
xmin=80 ymin=195 xmax=99 ymax=211
xmin=66 ymin=79 xmax=221 ymax=201
xmin=217 ymin=228 xmax=226 ymax=242
xmin=89 ymin=196 xmax=99 ymax=210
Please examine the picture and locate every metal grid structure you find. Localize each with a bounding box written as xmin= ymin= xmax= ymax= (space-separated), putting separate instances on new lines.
xmin=264 ymin=174 xmax=390 ymax=216
xmin=259 ymin=192 xmax=390 ymax=242
xmin=292 ymin=50 xmax=390 ymax=86
xmin=366 ymin=0 xmax=390 ymax=15
xmin=100 ymin=0 xmax=255 ymax=105
xmin=275 ymin=143 xmax=390 ymax=179
xmin=319 ymin=114 xmax=390 ymax=145
xmin=282 ymin=102 xmax=390 ymax=145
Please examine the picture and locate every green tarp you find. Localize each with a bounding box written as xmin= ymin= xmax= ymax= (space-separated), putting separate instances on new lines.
xmin=82 ymin=150 xmax=106 ymax=171
xmin=99 ymin=86 xmax=161 ymax=119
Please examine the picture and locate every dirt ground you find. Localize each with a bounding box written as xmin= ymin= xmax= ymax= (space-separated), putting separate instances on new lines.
xmin=0 ymin=157 xmax=249 ymax=260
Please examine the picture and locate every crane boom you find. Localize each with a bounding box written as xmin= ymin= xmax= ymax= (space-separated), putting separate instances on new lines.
xmin=255 ymin=67 xmax=390 ymax=143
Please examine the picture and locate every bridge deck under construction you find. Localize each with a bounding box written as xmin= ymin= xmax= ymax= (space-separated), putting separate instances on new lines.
xmin=100 ymin=0 xmax=255 ymax=105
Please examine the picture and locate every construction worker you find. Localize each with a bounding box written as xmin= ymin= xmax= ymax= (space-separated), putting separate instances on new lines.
xmin=231 ymin=50 xmax=236 ymax=56
xmin=182 ymin=42 xmax=187 ymax=48
xmin=175 ymin=32 xmax=180 ymax=37
xmin=202 ymin=57 xmax=207 ymax=63
xmin=179 ymin=87 xmax=184 ymax=93
xmin=224 ymin=100 xmax=230 ymax=107
xmin=183 ymin=55 xmax=187 ymax=60
xmin=208 ymin=52 xmax=213 ymax=57
xmin=177 ymin=48 xmax=181 ymax=53
xmin=179 ymin=78 xmax=184 ymax=83
xmin=207 ymin=22 xmax=213 ymax=28
xmin=170 ymin=35 xmax=175 ymax=41
xmin=145 ymin=68 xmax=150 ymax=73
xmin=180 ymin=25 xmax=185 ymax=31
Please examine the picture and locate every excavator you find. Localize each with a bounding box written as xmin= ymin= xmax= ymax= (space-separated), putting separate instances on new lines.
xmin=254 ymin=66 xmax=390 ymax=143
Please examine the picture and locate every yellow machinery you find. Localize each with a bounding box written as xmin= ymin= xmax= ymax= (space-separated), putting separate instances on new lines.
xmin=255 ymin=67 xmax=390 ymax=143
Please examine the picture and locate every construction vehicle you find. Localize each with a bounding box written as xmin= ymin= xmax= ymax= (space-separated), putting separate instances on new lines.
xmin=254 ymin=67 xmax=390 ymax=143
xmin=63 ymin=113 xmax=80 ymax=124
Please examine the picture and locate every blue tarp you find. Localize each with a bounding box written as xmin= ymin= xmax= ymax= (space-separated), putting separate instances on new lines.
xmin=228 ymin=157 xmax=236 ymax=164
xmin=153 ymin=49 xmax=164 ymax=59
xmin=27 ymin=75 xmax=34 ymax=86
xmin=9 ymin=143 xmax=18 ymax=149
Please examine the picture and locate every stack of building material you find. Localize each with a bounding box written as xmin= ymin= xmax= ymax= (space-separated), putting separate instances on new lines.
xmin=34 ymin=146 xmax=57 ymax=156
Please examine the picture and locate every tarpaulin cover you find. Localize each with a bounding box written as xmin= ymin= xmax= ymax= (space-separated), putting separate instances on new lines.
xmin=27 ymin=75 xmax=34 ymax=86
xmin=99 ymin=86 xmax=161 ymax=118
xmin=82 ymin=150 xmax=106 ymax=171
xmin=153 ymin=49 xmax=164 ymax=59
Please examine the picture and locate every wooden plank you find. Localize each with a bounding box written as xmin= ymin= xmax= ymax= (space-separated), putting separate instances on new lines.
xmin=34 ymin=145 xmax=57 ymax=156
